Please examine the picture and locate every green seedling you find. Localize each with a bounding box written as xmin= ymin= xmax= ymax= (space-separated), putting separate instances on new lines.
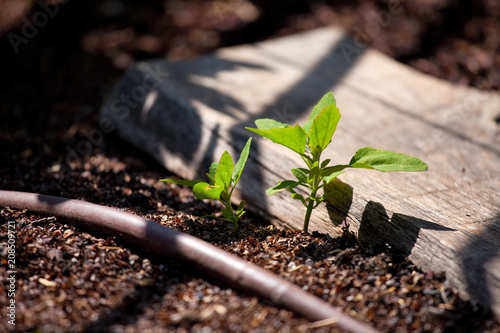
xmin=247 ymin=92 xmax=427 ymax=233
xmin=161 ymin=138 xmax=252 ymax=230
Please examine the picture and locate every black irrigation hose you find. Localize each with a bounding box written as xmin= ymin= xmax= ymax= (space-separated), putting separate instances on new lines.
xmin=0 ymin=190 xmax=380 ymax=333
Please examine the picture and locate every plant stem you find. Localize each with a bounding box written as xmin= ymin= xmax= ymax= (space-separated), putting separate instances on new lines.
xmin=220 ymin=194 xmax=238 ymax=230
xmin=227 ymin=208 xmax=238 ymax=230
xmin=303 ymin=182 xmax=320 ymax=233
xmin=303 ymin=160 xmax=322 ymax=233
xmin=226 ymin=196 xmax=239 ymax=230
xmin=303 ymin=198 xmax=315 ymax=233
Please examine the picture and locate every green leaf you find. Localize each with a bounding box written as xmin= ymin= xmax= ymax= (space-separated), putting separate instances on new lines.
xmin=216 ymin=151 xmax=234 ymax=189
xmin=349 ymin=147 xmax=428 ymax=172
xmin=209 ymin=162 xmax=219 ymax=179
xmin=207 ymin=173 xmax=216 ymax=185
xmin=237 ymin=200 xmax=246 ymax=218
xmin=207 ymin=161 xmax=219 ymax=185
xmin=320 ymin=159 xmax=331 ymax=169
xmin=160 ymin=179 xmax=202 ymax=187
xmin=308 ymin=105 xmax=341 ymax=157
xmin=232 ymin=138 xmax=252 ymax=185
xmin=221 ymin=207 xmax=234 ymax=220
xmin=237 ymin=200 xmax=246 ymax=215
xmin=321 ymin=165 xmax=348 ymax=178
xmin=266 ymin=180 xmax=300 ymax=195
xmin=297 ymin=167 xmax=310 ymax=174
xmin=307 ymin=160 xmax=320 ymax=183
xmin=246 ymin=125 xmax=307 ymax=155
xmin=291 ymin=168 xmax=308 ymax=183
xmin=303 ymin=92 xmax=336 ymax=134
xmin=193 ymin=182 xmax=224 ymax=200
xmin=255 ymin=118 xmax=288 ymax=129
xmin=322 ymin=170 xmax=345 ymax=184
xmin=319 ymin=191 xmax=336 ymax=202
xmin=290 ymin=193 xmax=306 ymax=206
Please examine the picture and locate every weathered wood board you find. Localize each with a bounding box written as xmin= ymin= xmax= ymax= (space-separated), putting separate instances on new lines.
xmin=100 ymin=27 xmax=500 ymax=318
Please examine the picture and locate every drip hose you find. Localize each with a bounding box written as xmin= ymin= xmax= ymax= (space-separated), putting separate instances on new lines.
xmin=0 ymin=190 xmax=379 ymax=333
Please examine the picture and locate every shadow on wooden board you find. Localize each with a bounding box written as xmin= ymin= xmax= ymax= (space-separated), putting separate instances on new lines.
xmin=105 ymin=58 xmax=264 ymax=179
xmin=357 ymin=202 xmax=455 ymax=255
xmin=324 ymin=178 xmax=353 ymax=227
xmin=159 ymin=57 xmax=269 ymax=120
xmin=324 ymin=181 xmax=456 ymax=256
xmin=459 ymin=215 xmax=500 ymax=314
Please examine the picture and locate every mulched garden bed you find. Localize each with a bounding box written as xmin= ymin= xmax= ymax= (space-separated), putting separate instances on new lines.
xmin=1 ymin=1 xmax=499 ymax=332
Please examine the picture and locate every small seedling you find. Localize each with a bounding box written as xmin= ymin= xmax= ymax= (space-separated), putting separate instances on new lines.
xmin=161 ymin=138 xmax=252 ymax=230
xmin=247 ymin=92 xmax=428 ymax=233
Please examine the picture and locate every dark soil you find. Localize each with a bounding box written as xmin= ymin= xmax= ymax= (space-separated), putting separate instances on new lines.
xmin=0 ymin=1 xmax=499 ymax=332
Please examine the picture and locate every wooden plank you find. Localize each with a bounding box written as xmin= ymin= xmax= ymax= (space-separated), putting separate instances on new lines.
xmin=100 ymin=26 xmax=500 ymax=318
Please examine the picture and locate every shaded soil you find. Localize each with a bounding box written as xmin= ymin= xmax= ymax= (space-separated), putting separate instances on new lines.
xmin=0 ymin=0 xmax=499 ymax=332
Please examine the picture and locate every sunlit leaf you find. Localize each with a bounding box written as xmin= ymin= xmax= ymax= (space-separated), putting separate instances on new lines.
xmin=291 ymin=193 xmax=306 ymax=206
xmin=303 ymin=92 xmax=336 ymax=134
xmin=207 ymin=173 xmax=216 ymax=185
xmin=160 ymin=179 xmax=202 ymax=187
xmin=308 ymin=105 xmax=341 ymax=157
xmin=348 ymin=147 xmax=428 ymax=172
xmin=193 ymin=182 xmax=224 ymax=200
xmin=291 ymin=168 xmax=308 ymax=183
xmin=216 ymin=151 xmax=234 ymax=189
xmin=232 ymin=138 xmax=252 ymax=185
xmin=322 ymin=170 xmax=345 ymax=184
xmin=255 ymin=118 xmax=288 ymax=129
xmin=320 ymin=159 xmax=331 ymax=168
xmin=247 ymin=125 xmax=307 ymax=155
xmin=266 ymin=180 xmax=300 ymax=195
xmin=237 ymin=200 xmax=246 ymax=215
xmin=209 ymin=162 xmax=218 ymax=179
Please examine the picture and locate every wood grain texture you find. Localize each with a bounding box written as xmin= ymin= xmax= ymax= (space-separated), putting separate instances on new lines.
xmin=100 ymin=27 xmax=500 ymax=318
